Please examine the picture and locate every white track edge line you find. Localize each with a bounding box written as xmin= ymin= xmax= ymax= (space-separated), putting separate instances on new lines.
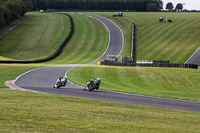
xmin=104 ymin=90 xmax=200 ymax=104
xmin=65 ymin=67 xmax=85 ymax=88
xmin=87 ymin=15 xmax=111 ymax=64
xmin=13 ymin=67 xmax=46 ymax=86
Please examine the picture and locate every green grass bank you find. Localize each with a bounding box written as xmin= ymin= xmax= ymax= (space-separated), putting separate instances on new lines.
xmin=46 ymin=14 xmax=108 ymax=65
xmin=0 ymin=12 xmax=199 ymax=132
xmin=0 ymin=13 xmax=108 ymax=64
xmin=0 ymin=13 xmax=70 ymax=61
xmin=94 ymin=12 xmax=200 ymax=63
xmin=0 ymin=89 xmax=199 ymax=132
xmin=68 ymin=65 xmax=200 ymax=101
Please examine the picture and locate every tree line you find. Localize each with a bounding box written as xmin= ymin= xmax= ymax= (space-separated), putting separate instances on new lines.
xmin=0 ymin=0 xmax=164 ymax=28
xmin=32 ymin=0 xmax=163 ymax=12
xmin=0 ymin=0 xmax=32 ymax=27
xmin=166 ymin=2 xmax=184 ymax=12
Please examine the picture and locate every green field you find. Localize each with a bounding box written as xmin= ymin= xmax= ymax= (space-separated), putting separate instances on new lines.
xmin=0 ymin=89 xmax=199 ymax=132
xmin=0 ymin=13 xmax=108 ymax=64
xmin=46 ymin=14 xmax=108 ymax=65
xmin=68 ymin=65 xmax=200 ymax=101
xmin=0 ymin=13 xmax=70 ymax=61
xmin=1 ymin=12 xmax=200 ymax=132
xmin=0 ymin=16 xmax=29 ymax=35
xmin=94 ymin=12 xmax=200 ymax=63
xmin=1 ymin=12 xmax=200 ymax=64
xmin=0 ymin=64 xmax=199 ymax=132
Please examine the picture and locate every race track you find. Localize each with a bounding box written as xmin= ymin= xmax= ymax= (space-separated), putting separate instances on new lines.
xmin=185 ymin=47 xmax=200 ymax=66
xmin=14 ymin=14 xmax=200 ymax=112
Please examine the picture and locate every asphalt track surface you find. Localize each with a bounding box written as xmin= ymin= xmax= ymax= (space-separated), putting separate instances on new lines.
xmin=14 ymin=14 xmax=200 ymax=112
xmin=185 ymin=47 xmax=200 ymax=66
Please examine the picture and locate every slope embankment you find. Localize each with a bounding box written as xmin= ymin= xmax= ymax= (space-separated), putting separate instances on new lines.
xmin=0 ymin=13 xmax=74 ymax=64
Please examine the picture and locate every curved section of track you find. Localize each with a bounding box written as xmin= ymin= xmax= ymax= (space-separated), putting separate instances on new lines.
xmin=14 ymin=15 xmax=200 ymax=112
xmin=86 ymin=14 xmax=124 ymax=64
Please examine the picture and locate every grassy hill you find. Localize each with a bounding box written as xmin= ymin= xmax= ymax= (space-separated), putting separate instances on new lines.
xmin=0 ymin=12 xmax=200 ymax=132
xmin=94 ymin=12 xmax=200 ymax=63
xmin=1 ymin=12 xmax=200 ymax=102
xmin=2 ymin=12 xmax=199 ymax=64
xmin=0 ymin=89 xmax=199 ymax=132
xmin=0 ymin=13 xmax=70 ymax=61
xmin=68 ymin=65 xmax=200 ymax=102
xmin=0 ymin=13 xmax=108 ymax=64
xmin=46 ymin=14 xmax=108 ymax=65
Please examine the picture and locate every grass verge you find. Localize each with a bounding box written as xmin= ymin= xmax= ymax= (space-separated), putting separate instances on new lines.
xmin=68 ymin=65 xmax=200 ymax=101
xmin=0 ymin=89 xmax=199 ymax=132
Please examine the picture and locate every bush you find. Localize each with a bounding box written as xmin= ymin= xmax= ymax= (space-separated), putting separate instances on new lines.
xmin=0 ymin=0 xmax=32 ymax=26
xmin=0 ymin=12 xmax=5 ymax=27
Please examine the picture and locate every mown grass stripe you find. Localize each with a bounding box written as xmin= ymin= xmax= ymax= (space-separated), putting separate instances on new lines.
xmin=0 ymin=87 xmax=199 ymax=132
xmin=45 ymin=14 xmax=108 ymax=65
xmin=68 ymin=66 xmax=200 ymax=102
xmin=0 ymin=13 xmax=74 ymax=64
xmin=138 ymin=20 xmax=187 ymax=59
xmin=2 ymin=12 xmax=73 ymax=63
xmin=94 ymin=12 xmax=200 ymax=63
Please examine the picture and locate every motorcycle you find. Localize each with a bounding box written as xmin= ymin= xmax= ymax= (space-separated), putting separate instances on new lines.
xmin=53 ymin=77 xmax=68 ymax=89
xmin=84 ymin=79 xmax=101 ymax=91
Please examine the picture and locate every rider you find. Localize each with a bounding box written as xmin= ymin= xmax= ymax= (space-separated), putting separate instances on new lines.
xmin=53 ymin=77 xmax=63 ymax=88
xmin=84 ymin=78 xmax=101 ymax=91
xmin=57 ymin=77 xmax=63 ymax=83
xmin=95 ymin=78 xmax=101 ymax=87
xmin=61 ymin=76 xmax=68 ymax=86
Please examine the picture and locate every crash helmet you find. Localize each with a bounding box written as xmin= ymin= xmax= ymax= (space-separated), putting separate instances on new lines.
xmin=97 ymin=78 xmax=100 ymax=81
xmin=59 ymin=77 xmax=63 ymax=80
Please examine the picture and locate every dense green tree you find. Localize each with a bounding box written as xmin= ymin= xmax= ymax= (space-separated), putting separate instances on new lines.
xmin=0 ymin=0 xmax=32 ymax=27
xmin=166 ymin=2 xmax=173 ymax=10
xmin=6 ymin=0 xmax=23 ymax=18
xmin=0 ymin=5 xmax=11 ymax=23
xmin=146 ymin=3 xmax=158 ymax=11
xmin=38 ymin=0 xmax=48 ymax=10
xmin=175 ymin=3 xmax=183 ymax=12
xmin=144 ymin=0 xmax=163 ymax=11
xmin=31 ymin=0 xmax=163 ymax=11
xmin=21 ymin=0 xmax=32 ymax=14
xmin=0 ymin=12 xmax=5 ymax=27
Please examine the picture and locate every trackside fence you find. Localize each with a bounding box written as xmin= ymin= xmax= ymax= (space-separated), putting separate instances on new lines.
xmin=131 ymin=22 xmax=136 ymax=61
xmin=101 ymin=60 xmax=198 ymax=69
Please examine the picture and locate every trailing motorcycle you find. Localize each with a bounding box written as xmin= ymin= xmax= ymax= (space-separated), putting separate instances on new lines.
xmin=53 ymin=77 xmax=68 ymax=89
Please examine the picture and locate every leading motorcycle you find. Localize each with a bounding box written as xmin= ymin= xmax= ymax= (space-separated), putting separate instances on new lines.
xmin=84 ymin=78 xmax=101 ymax=91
